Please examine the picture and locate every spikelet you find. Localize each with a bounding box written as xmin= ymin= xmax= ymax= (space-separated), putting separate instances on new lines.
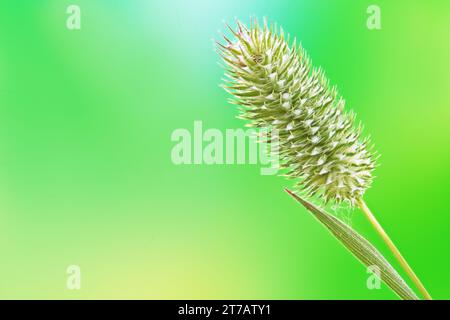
xmin=217 ymin=19 xmax=377 ymax=206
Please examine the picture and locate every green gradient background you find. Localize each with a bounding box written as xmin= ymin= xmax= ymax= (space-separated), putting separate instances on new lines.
xmin=0 ymin=0 xmax=449 ymax=299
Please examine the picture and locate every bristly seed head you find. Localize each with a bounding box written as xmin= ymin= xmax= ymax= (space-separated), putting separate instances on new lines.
xmin=217 ymin=18 xmax=378 ymax=206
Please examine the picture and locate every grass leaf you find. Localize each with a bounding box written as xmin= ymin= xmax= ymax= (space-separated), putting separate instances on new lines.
xmin=285 ymin=189 xmax=419 ymax=300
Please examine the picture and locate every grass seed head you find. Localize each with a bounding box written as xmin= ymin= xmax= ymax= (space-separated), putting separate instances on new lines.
xmin=217 ymin=19 xmax=377 ymax=206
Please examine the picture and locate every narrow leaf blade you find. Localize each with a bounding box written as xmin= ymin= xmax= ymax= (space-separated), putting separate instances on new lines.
xmin=285 ymin=189 xmax=419 ymax=300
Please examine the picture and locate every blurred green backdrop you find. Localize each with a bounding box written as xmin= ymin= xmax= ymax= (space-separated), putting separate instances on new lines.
xmin=0 ymin=0 xmax=449 ymax=299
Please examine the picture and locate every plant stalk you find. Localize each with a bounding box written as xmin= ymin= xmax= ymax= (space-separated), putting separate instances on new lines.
xmin=357 ymin=199 xmax=432 ymax=300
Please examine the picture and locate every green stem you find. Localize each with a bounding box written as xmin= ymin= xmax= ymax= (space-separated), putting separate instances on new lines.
xmin=357 ymin=199 xmax=432 ymax=300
